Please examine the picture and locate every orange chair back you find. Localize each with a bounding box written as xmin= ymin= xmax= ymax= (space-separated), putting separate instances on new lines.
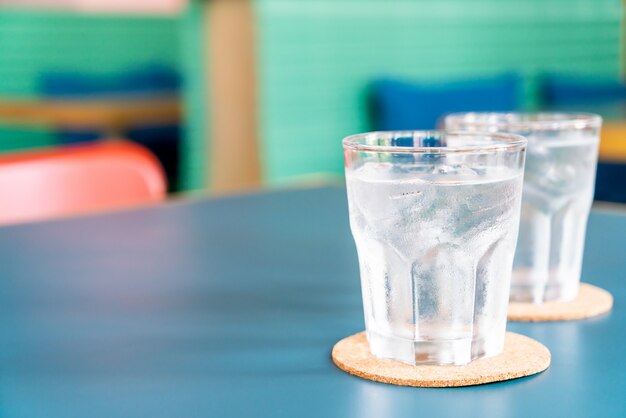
xmin=0 ymin=141 xmax=166 ymax=225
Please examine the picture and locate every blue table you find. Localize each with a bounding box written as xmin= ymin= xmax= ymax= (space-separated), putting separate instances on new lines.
xmin=0 ymin=186 xmax=624 ymax=417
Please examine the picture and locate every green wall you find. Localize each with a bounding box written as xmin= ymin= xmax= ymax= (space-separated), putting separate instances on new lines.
xmin=254 ymin=0 xmax=623 ymax=185
xmin=1 ymin=4 xmax=622 ymax=189
xmin=179 ymin=0 xmax=210 ymax=191
xmin=0 ymin=126 xmax=56 ymax=152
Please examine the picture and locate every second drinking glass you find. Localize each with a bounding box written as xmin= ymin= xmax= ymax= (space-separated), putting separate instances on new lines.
xmin=444 ymin=113 xmax=601 ymax=303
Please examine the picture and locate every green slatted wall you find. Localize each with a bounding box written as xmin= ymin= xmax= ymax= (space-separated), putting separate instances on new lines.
xmin=0 ymin=10 xmax=180 ymax=151
xmin=179 ymin=0 xmax=210 ymax=191
xmin=254 ymin=0 xmax=623 ymax=184
xmin=0 ymin=126 xmax=57 ymax=152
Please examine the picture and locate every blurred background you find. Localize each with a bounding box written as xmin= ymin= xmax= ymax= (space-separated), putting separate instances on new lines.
xmin=0 ymin=0 xmax=624 ymax=224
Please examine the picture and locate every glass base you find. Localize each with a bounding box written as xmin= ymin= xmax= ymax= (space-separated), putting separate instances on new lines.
xmin=366 ymin=330 xmax=502 ymax=366
xmin=510 ymin=282 xmax=579 ymax=304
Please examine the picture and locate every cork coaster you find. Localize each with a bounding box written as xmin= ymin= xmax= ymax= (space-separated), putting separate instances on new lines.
xmin=332 ymin=332 xmax=550 ymax=388
xmin=508 ymin=283 xmax=613 ymax=322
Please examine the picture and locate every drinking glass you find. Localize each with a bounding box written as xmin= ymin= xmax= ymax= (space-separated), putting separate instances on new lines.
xmin=343 ymin=131 xmax=526 ymax=365
xmin=444 ymin=113 xmax=601 ymax=303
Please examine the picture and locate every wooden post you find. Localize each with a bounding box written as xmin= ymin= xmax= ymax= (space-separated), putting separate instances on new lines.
xmin=207 ymin=0 xmax=261 ymax=191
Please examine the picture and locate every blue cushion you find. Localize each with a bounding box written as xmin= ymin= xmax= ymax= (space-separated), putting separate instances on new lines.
xmin=371 ymin=74 xmax=521 ymax=130
xmin=37 ymin=64 xmax=181 ymax=190
xmin=541 ymin=74 xmax=626 ymax=106
xmin=38 ymin=64 xmax=180 ymax=98
xmin=595 ymin=162 xmax=626 ymax=204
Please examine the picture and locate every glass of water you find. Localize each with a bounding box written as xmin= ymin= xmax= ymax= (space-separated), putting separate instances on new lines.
xmin=444 ymin=113 xmax=601 ymax=303
xmin=343 ymin=131 xmax=526 ymax=365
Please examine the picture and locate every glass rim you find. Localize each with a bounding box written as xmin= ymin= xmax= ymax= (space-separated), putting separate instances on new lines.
xmin=443 ymin=111 xmax=602 ymax=131
xmin=342 ymin=130 xmax=527 ymax=154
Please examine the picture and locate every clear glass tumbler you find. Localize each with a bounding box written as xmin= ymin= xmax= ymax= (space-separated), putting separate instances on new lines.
xmin=343 ymin=131 xmax=526 ymax=365
xmin=444 ymin=113 xmax=601 ymax=303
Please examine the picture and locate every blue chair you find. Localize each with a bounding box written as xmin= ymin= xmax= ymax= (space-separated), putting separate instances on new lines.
xmin=38 ymin=64 xmax=180 ymax=98
xmin=37 ymin=64 xmax=181 ymax=189
xmin=540 ymin=74 xmax=626 ymax=203
xmin=540 ymin=74 xmax=626 ymax=107
xmin=370 ymin=74 xmax=521 ymax=130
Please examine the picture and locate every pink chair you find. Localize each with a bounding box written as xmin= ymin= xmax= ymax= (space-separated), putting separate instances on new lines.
xmin=0 ymin=140 xmax=166 ymax=225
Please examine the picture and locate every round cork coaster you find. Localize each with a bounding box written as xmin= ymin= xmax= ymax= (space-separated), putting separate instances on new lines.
xmin=508 ymin=283 xmax=613 ymax=322
xmin=332 ymin=332 xmax=550 ymax=388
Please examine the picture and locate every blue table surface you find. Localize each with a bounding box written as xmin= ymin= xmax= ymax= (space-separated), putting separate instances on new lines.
xmin=0 ymin=186 xmax=624 ymax=418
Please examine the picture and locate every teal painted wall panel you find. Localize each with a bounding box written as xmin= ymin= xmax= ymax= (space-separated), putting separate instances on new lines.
xmin=179 ymin=0 xmax=209 ymax=191
xmin=0 ymin=125 xmax=57 ymax=152
xmin=254 ymin=0 xmax=623 ymax=184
